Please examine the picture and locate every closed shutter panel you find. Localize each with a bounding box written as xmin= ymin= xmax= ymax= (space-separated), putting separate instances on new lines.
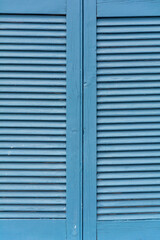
xmin=0 ymin=1 xmax=82 ymax=240
xmin=97 ymin=16 xmax=160 ymax=221
xmin=84 ymin=1 xmax=160 ymax=240
xmin=0 ymin=14 xmax=66 ymax=219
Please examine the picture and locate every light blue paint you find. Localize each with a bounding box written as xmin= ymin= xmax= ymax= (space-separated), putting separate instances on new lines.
xmin=83 ymin=0 xmax=97 ymax=240
xmin=1 ymin=0 xmax=160 ymax=239
xmin=0 ymin=0 xmax=66 ymax=14
xmin=98 ymin=220 xmax=160 ymax=240
xmin=84 ymin=0 xmax=160 ymax=239
xmin=0 ymin=220 xmax=66 ymax=240
xmin=0 ymin=12 xmax=67 ymax=222
xmin=97 ymin=0 xmax=160 ymax=17
xmin=0 ymin=0 xmax=82 ymax=239
xmin=66 ymin=0 xmax=82 ymax=239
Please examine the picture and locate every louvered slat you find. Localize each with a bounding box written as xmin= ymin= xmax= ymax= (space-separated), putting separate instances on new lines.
xmin=97 ymin=17 xmax=160 ymax=221
xmin=0 ymin=14 xmax=66 ymax=219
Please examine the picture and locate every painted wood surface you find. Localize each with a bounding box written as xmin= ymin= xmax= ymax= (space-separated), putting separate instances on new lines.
xmin=97 ymin=16 xmax=160 ymax=222
xmin=0 ymin=13 xmax=67 ymax=220
xmin=0 ymin=220 xmax=66 ymax=240
xmin=0 ymin=0 xmax=66 ymax=14
xmin=97 ymin=0 xmax=160 ymax=17
xmin=98 ymin=220 xmax=160 ymax=240
xmin=84 ymin=0 xmax=160 ymax=239
xmin=0 ymin=0 xmax=82 ymax=239
xmin=66 ymin=0 xmax=82 ymax=239
xmin=83 ymin=0 xmax=97 ymax=240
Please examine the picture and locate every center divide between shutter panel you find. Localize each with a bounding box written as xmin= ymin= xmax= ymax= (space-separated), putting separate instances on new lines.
xmin=84 ymin=1 xmax=160 ymax=240
xmin=0 ymin=0 xmax=82 ymax=240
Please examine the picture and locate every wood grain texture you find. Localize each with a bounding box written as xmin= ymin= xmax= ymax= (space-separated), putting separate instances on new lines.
xmin=83 ymin=0 xmax=97 ymax=239
xmin=0 ymin=14 xmax=67 ymax=220
xmin=98 ymin=220 xmax=160 ymax=240
xmin=97 ymin=17 xmax=160 ymax=221
xmin=97 ymin=0 xmax=160 ymax=17
xmin=0 ymin=0 xmax=66 ymax=14
xmin=0 ymin=220 xmax=66 ymax=240
xmin=66 ymin=0 xmax=82 ymax=239
xmin=0 ymin=0 xmax=82 ymax=239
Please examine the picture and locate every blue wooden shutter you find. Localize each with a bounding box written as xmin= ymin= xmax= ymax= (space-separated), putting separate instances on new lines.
xmin=0 ymin=13 xmax=66 ymax=219
xmin=0 ymin=1 xmax=82 ymax=240
xmin=84 ymin=1 xmax=160 ymax=240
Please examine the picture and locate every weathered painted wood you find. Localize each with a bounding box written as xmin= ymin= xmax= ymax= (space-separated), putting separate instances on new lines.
xmin=0 ymin=0 xmax=82 ymax=240
xmin=0 ymin=13 xmax=67 ymax=222
xmin=83 ymin=0 xmax=97 ymax=240
xmin=0 ymin=220 xmax=66 ymax=240
xmin=97 ymin=0 xmax=160 ymax=17
xmin=98 ymin=220 xmax=160 ymax=239
xmin=66 ymin=0 xmax=82 ymax=239
xmin=85 ymin=0 xmax=160 ymax=239
xmin=0 ymin=0 xmax=66 ymax=14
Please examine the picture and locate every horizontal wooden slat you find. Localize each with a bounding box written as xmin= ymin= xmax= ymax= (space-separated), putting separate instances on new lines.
xmin=0 ymin=198 xmax=66 ymax=204
xmin=0 ymin=93 xmax=66 ymax=99
xmin=0 ymin=212 xmax=66 ymax=219
xmin=98 ymin=123 xmax=160 ymax=130
xmin=0 ymin=191 xmax=66 ymax=197
xmin=0 ymin=149 xmax=66 ymax=155
xmin=98 ymin=199 xmax=160 ymax=207
xmin=0 ymin=205 xmax=66 ymax=211
xmin=97 ymin=25 xmax=160 ymax=33
xmin=97 ymin=53 xmax=160 ymax=61
xmin=97 ymin=39 xmax=160 ymax=47
xmin=97 ymin=192 xmax=160 ymax=200
xmin=98 ymin=157 xmax=160 ymax=165
xmin=0 ymin=51 xmax=66 ymax=58
xmin=0 ymin=135 xmax=66 ymax=142
xmin=0 ymin=80 xmax=66 ymax=86
xmin=98 ymin=171 xmax=160 ymax=179
xmin=0 ymin=45 xmax=66 ymax=52
xmin=0 ymin=30 xmax=66 ymax=37
xmin=97 ymin=143 xmax=160 ymax=151
xmin=98 ymin=206 xmax=160 ymax=214
xmin=97 ymin=186 xmax=160 ymax=193
xmin=0 ymin=162 xmax=66 ymax=169
xmin=0 ymin=156 xmax=66 ymax=163
xmin=0 ymin=73 xmax=66 ymax=79
xmin=98 ymin=151 xmax=160 ymax=158
xmin=97 ymin=33 xmax=160 ymax=40
xmin=97 ymin=88 xmax=160 ymax=96
xmin=98 ymin=214 xmax=160 ymax=220
xmin=0 ymin=184 xmax=66 ymax=191
xmin=0 ymin=23 xmax=66 ymax=30
xmin=97 ymin=17 xmax=160 ymax=26
xmin=98 ymin=116 xmax=160 ymax=124
xmin=0 ymin=120 xmax=66 ymax=128
xmin=0 ymin=170 xmax=66 ymax=177
xmin=0 ymin=57 xmax=66 ymax=64
xmin=0 ymin=15 xmax=66 ymax=23
xmin=0 ymin=128 xmax=66 ymax=135
xmin=0 ymin=65 xmax=66 ymax=71
xmin=0 ymin=177 xmax=66 ymax=184
xmin=0 ymin=142 xmax=66 ymax=148
xmin=0 ymin=37 xmax=66 ymax=45
xmin=97 ymin=179 xmax=160 ymax=186
xmin=97 ymin=95 xmax=160 ymax=102
xmin=97 ymin=164 xmax=160 ymax=172
xmin=97 ymin=109 xmax=160 ymax=117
